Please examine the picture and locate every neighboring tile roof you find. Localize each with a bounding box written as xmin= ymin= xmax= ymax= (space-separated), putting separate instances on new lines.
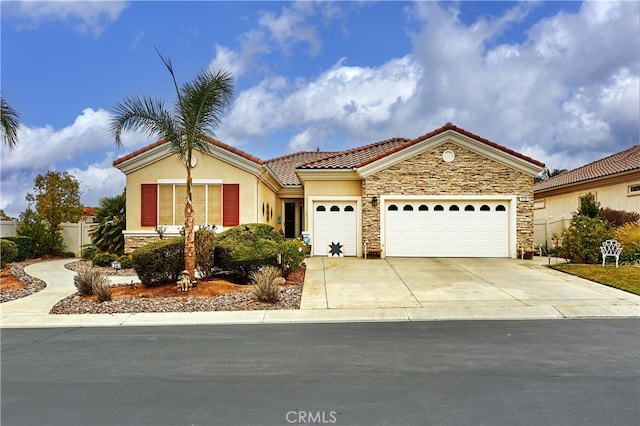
xmin=112 ymin=136 xmax=263 ymax=167
xmin=534 ymin=145 xmax=640 ymax=192
xmin=265 ymin=151 xmax=338 ymax=185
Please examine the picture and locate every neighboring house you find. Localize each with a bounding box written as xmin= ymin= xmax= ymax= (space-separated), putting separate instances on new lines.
xmin=113 ymin=123 xmax=544 ymax=258
xmin=533 ymin=145 xmax=640 ymax=247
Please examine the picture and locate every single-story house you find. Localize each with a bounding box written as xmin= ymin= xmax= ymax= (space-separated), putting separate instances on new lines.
xmin=113 ymin=123 xmax=544 ymax=258
xmin=533 ymin=145 xmax=640 ymax=246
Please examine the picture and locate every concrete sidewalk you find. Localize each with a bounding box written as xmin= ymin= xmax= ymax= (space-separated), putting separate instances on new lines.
xmin=1 ymin=257 xmax=638 ymax=328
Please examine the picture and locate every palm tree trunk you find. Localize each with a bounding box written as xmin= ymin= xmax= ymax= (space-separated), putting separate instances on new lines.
xmin=184 ymin=166 xmax=196 ymax=282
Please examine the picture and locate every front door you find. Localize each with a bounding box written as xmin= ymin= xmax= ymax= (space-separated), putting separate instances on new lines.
xmin=284 ymin=202 xmax=296 ymax=239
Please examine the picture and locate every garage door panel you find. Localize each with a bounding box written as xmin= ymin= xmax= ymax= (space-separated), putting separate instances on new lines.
xmin=313 ymin=202 xmax=357 ymax=256
xmin=385 ymin=200 xmax=510 ymax=257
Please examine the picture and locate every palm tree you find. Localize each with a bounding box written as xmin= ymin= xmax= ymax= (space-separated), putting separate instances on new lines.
xmin=110 ymin=51 xmax=234 ymax=281
xmin=91 ymin=191 xmax=127 ymax=255
xmin=534 ymin=167 xmax=568 ymax=183
xmin=1 ymin=96 xmax=20 ymax=149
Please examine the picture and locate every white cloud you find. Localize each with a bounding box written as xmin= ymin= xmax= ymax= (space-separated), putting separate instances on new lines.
xmin=0 ymin=108 xmax=150 ymax=217
xmin=209 ymin=44 xmax=246 ymax=78
xmin=3 ymin=0 xmax=128 ymax=36
xmin=258 ymin=1 xmax=322 ymax=56
xmin=216 ymin=1 xmax=638 ymax=172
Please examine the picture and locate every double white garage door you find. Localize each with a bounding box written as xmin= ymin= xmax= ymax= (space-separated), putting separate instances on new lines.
xmin=313 ymin=199 xmax=511 ymax=257
xmin=384 ymin=200 xmax=509 ymax=257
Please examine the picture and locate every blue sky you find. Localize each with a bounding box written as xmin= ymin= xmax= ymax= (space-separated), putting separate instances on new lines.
xmin=1 ymin=1 xmax=639 ymax=218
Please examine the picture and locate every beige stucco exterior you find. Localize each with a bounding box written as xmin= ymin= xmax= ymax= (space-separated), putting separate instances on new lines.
xmin=119 ymin=148 xmax=278 ymax=251
xmin=534 ymin=170 xmax=640 ymax=246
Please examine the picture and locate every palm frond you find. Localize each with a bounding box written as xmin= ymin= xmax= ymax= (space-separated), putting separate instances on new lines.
xmin=110 ymin=96 xmax=180 ymax=147
xmin=1 ymin=96 xmax=20 ymax=149
xmin=179 ymin=69 xmax=234 ymax=150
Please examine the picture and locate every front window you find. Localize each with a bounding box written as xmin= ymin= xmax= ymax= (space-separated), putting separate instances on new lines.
xmin=158 ymin=184 xmax=222 ymax=226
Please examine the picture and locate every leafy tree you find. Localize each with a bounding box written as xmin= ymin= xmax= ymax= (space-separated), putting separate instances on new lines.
xmin=26 ymin=171 xmax=83 ymax=252
xmin=1 ymin=96 xmax=20 ymax=149
xmin=17 ymin=208 xmax=57 ymax=256
xmin=0 ymin=209 xmax=12 ymax=220
xmin=90 ymin=191 xmax=126 ymax=255
xmin=110 ymin=50 xmax=234 ymax=282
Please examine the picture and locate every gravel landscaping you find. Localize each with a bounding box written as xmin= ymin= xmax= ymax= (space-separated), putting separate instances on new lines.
xmin=2 ymin=260 xmax=304 ymax=314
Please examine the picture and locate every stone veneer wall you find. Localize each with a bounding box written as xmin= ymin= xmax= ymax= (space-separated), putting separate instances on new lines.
xmin=124 ymin=234 xmax=162 ymax=254
xmin=362 ymin=141 xmax=535 ymax=256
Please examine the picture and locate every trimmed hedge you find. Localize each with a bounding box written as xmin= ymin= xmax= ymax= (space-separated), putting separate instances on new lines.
xmin=3 ymin=236 xmax=32 ymax=261
xmin=1 ymin=239 xmax=18 ymax=268
xmin=132 ymin=237 xmax=185 ymax=287
xmin=215 ymin=224 xmax=283 ymax=279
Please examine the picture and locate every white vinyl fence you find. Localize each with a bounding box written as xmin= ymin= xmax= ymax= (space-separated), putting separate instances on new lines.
xmin=1 ymin=220 xmax=98 ymax=257
xmin=533 ymin=216 xmax=572 ymax=249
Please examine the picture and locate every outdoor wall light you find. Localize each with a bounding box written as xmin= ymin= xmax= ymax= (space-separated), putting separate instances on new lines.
xmin=371 ymin=196 xmax=378 ymax=206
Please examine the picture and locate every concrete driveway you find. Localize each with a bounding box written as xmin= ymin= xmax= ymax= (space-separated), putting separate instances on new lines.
xmin=300 ymin=257 xmax=640 ymax=319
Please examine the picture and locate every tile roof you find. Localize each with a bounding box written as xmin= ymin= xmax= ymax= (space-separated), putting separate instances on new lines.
xmin=297 ymin=137 xmax=411 ymax=169
xmin=112 ymin=136 xmax=263 ymax=167
xmin=534 ymin=145 xmax=640 ymax=192
xmin=298 ymin=123 xmax=544 ymax=169
xmin=265 ymin=151 xmax=338 ymax=185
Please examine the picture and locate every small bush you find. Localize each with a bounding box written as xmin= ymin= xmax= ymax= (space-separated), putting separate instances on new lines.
xmin=82 ymin=245 xmax=99 ymax=261
xmin=215 ymin=224 xmax=283 ymax=279
xmin=251 ymin=265 xmax=281 ymax=303
xmin=558 ymin=215 xmax=613 ymax=264
xmin=74 ymin=264 xmax=107 ymax=296
xmin=3 ymin=236 xmax=32 ymax=261
xmin=195 ymin=228 xmax=216 ymax=280
xmin=62 ymin=251 xmax=76 ymax=258
xmin=601 ymin=208 xmax=640 ymax=228
xmin=92 ymin=252 xmax=118 ymax=267
xmin=132 ymin=237 xmax=185 ymax=287
xmin=1 ymin=239 xmax=18 ymax=268
xmin=280 ymin=239 xmax=307 ymax=278
xmin=117 ymin=255 xmax=133 ymax=269
xmin=92 ymin=279 xmax=112 ymax=303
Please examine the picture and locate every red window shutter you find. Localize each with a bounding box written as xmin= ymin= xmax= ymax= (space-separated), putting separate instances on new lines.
xmin=140 ymin=184 xmax=158 ymax=227
xmin=222 ymin=184 xmax=240 ymax=227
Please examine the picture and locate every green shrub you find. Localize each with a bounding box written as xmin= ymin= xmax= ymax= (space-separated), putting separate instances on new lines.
xmin=280 ymin=239 xmax=307 ymax=278
xmin=132 ymin=237 xmax=185 ymax=287
xmin=558 ymin=215 xmax=613 ymax=264
xmin=17 ymin=208 xmax=57 ymax=257
xmin=82 ymin=245 xmax=99 ymax=261
xmin=195 ymin=228 xmax=216 ymax=280
xmin=250 ymin=266 xmax=281 ymax=303
xmin=1 ymin=239 xmax=18 ymax=268
xmin=3 ymin=236 xmax=32 ymax=261
xmin=215 ymin=224 xmax=283 ymax=279
xmin=117 ymin=255 xmax=133 ymax=269
xmin=92 ymin=252 xmax=118 ymax=267
xmin=62 ymin=251 xmax=76 ymax=258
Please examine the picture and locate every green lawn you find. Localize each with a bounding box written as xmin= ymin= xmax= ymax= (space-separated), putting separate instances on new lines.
xmin=550 ymin=264 xmax=640 ymax=295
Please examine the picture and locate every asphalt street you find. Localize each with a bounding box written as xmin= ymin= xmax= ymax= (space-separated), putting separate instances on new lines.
xmin=2 ymin=319 xmax=639 ymax=426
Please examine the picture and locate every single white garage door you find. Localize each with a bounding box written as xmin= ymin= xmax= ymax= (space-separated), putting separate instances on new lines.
xmin=313 ymin=202 xmax=357 ymax=256
xmin=385 ymin=200 xmax=509 ymax=257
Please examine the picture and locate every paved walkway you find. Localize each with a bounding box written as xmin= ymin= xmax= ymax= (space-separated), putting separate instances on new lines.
xmin=1 ymin=257 xmax=638 ymax=328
